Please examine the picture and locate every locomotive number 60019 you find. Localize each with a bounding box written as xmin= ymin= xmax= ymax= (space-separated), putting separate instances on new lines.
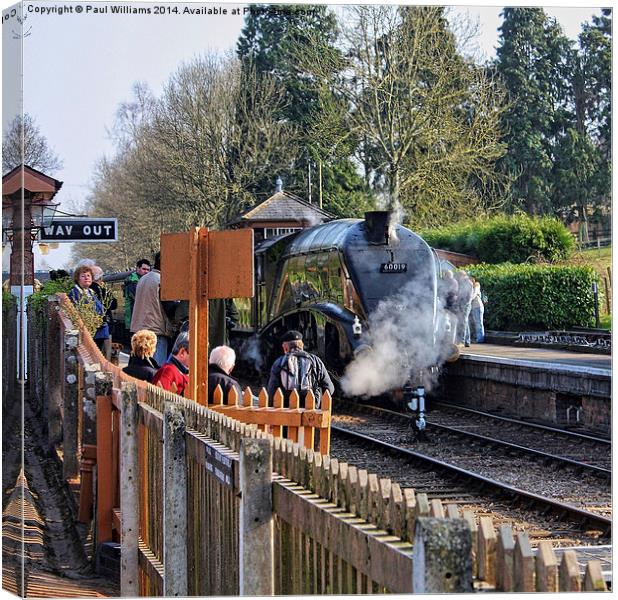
xmin=380 ymin=262 xmax=408 ymax=273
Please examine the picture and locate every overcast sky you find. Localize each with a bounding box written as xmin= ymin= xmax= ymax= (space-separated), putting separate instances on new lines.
xmin=1 ymin=0 xmax=605 ymax=270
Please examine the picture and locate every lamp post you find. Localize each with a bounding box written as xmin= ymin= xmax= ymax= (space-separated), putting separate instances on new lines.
xmin=3 ymin=196 xmax=59 ymax=285
xmin=2 ymin=165 xmax=62 ymax=382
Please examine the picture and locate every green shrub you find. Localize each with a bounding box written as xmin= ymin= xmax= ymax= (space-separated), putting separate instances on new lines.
xmin=420 ymin=214 xmax=574 ymax=264
xmin=28 ymin=277 xmax=73 ymax=313
xmin=2 ymin=290 xmax=16 ymax=308
xmin=538 ymin=216 xmax=576 ymax=261
xmin=467 ymin=263 xmax=597 ymax=330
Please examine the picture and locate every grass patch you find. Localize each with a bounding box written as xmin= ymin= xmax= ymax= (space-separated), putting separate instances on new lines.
xmin=599 ymin=313 xmax=612 ymax=331
xmin=562 ymin=246 xmax=612 ymax=280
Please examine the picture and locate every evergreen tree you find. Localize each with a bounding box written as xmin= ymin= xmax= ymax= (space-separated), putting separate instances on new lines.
xmin=578 ymin=9 xmax=612 ymax=207
xmin=495 ymin=8 xmax=572 ymax=215
xmin=496 ymin=7 xmax=611 ymax=233
xmin=237 ymin=4 xmax=369 ymax=213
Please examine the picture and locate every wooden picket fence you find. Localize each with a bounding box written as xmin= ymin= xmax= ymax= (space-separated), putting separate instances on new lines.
xmin=418 ymin=500 xmax=608 ymax=592
xmin=35 ymin=293 xmax=609 ymax=595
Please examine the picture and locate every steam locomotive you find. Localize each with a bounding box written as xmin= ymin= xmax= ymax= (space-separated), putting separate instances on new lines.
xmin=234 ymin=211 xmax=454 ymax=388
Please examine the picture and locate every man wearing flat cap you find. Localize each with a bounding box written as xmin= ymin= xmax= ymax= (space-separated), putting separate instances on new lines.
xmin=267 ymin=330 xmax=334 ymax=407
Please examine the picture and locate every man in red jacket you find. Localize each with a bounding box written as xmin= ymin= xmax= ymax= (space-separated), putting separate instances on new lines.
xmin=152 ymin=332 xmax=189 ymax=396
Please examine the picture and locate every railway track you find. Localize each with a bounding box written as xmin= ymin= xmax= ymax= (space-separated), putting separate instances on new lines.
xmin=430 ymin=400 xmax=611 ymax=465
xmin=340 ymin=400 xmax=611 ymax=477
xmin=331 ymin=401 xmax=611 ymax=542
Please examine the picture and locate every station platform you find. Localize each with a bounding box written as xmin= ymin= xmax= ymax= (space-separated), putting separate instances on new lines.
xmin=439 ymin=343 xmax=611 ymax=434
xmin=460 ymin=343 xmax=611 ymax=374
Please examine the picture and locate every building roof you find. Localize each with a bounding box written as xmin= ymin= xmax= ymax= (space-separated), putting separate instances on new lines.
xmin=2 ymin=164 xmax=63 ymax=197
xmin=234 ymin=190 xmax=334 ymax=224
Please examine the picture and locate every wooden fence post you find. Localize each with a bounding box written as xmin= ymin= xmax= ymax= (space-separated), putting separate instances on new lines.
xmin=46 ymin=297 xmax=63 ymax=445
xmin=412 ymin=517 xmax=473 ymax=593
xmin=95 ymin=372 xmax=114 ymax=544
xmin=496 ymin=524 xmax=515 ymax=592
xmin=535 ymin=541 xmax=558 ymax=592
xmin=513 ymin=532 xmax=535 ymax=592
xmin=63 ymin=329 xmax=80 ymax=479
xmin=240 ymin=437 xmax=274 ymax=596
xmin=78 ymin=364 xmax=102 ymax=523
xmin=478 ymin=516 xmax=497 ymax=586
xmin=163 ymin=401 xmax=188 ymax=597
xmin=120 ymin=382 xmax=139 ymax=597
xmin=558 ymin=550 xmax=581 ymax=592
xmin=583 ymin=561 xmax=607 ymax=591
xmin=602 ymin=277 xmax=611 ymax=314
xmin=462 ymin=511 xmax=478 ymax=579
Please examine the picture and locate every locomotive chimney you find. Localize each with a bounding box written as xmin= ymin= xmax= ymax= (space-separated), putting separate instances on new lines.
xmin=364 ymin=211 xmax=391 ymax=245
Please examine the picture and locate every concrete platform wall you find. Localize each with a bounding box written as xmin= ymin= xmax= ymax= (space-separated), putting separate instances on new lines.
xmin=439 ymin=358 xmax=610 ymax=434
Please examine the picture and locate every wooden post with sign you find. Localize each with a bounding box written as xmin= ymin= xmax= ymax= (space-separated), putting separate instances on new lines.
xmin=160 ymin=228 xmax=254 ymax=406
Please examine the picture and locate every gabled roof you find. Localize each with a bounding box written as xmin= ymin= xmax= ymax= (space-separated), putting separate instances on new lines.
xmin=2 ymin=164 xmax=63 ymax=197
xmin=235 ymin=190 xmax=334 ymax=223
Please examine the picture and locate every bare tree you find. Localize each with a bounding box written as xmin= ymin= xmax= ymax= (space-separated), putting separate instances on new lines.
xmin=2 ymin=113 xmax=63 ymax=174
xmin=72 ymin=53 xmax=295 ymax=271
xmin=144 ymin=53 xmax=294 ymax=227
xmin=299 ymin=6 xmax=508 ymax=227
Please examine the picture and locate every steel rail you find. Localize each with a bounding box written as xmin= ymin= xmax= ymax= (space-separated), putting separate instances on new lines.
xmin=340 ymin=401 xmax=611 ymax=476
xmin=332 ymin=423 xmax=612 ymax=536
xmin=432 ymin=400 xmax=611 ymax=444
xmin=427 ymin=422 xmax=612 ymax=476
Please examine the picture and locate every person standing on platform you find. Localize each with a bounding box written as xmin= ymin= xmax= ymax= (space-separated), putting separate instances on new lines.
xmin=123 ymin=330 xmax=159 ymax=382
xmin=68 ymin=265 xmax=110 ymax=353
xmin=454 ymin=271 xmax=474 ymax=347
xmin=440 ymin=269 xmax=459 ymax=344
xmin=469 ymin=280 xmax=485 ymax=343
xmin=123 ymin=259 xmax=151 ymax=329
xmin=130 ymin=251 xmax=176 ymax=366
xmin=152 ymin=332 xmax=190 ymax=396
xmin=207 ymin=345 xmax=242 ymax=403
xmin=91 ymin=265 xmax=118 ymax=360
xmin=267 ymin=330 xmax=334 ymax=407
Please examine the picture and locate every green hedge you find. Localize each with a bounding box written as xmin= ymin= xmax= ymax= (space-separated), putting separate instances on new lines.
xmin=467 ymin=263 xmax=597 ymax=330
xmin=421 ymin=214 xmax=574 ymax=263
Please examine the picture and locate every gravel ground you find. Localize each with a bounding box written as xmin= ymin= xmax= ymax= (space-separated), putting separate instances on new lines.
xmin=329 ymin=420 xmax=610 ymax=547
xmin=333 ymin=409 xmax=611 ymax=515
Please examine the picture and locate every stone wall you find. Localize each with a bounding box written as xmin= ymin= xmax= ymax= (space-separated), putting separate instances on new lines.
xmin=439 ymin=358 xmax=610 ymax=434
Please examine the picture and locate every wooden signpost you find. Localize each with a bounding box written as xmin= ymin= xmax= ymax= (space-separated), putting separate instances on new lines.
xmin=160 ymin=227 xmax=254 ymax=405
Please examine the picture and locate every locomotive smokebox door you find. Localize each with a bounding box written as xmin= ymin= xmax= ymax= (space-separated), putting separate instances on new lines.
xmin=364 ymin=211 xmax=391 ymax=245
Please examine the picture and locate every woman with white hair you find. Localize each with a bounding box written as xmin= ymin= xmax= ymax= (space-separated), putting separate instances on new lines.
xmin=207 ymin=345 xmax=242 ymax=403
xmin=90 ymin=265 xmax=117 ymax=360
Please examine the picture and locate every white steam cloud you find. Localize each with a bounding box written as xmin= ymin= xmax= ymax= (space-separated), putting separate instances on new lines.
xmin=239 ymin=335 xmax=265 ymax=372
xmin=341 ymin=273 xmax=455 ymax=398
xmin=303 ymin=213 xmax=323 ymax=227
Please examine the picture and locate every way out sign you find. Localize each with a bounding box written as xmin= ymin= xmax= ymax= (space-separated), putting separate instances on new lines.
xmin=40 ymin=218 xmax=118 ymax=243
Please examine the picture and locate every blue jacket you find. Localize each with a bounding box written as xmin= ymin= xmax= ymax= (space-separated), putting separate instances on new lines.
xmin=68 ymin=285 xmax=110 ymax=340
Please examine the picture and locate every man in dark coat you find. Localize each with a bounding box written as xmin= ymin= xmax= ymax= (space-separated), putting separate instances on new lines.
xmin=208 ymin=345 xmax=242 ymax=403
xmin=267 ymin=330 xmax=334 ymax=407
